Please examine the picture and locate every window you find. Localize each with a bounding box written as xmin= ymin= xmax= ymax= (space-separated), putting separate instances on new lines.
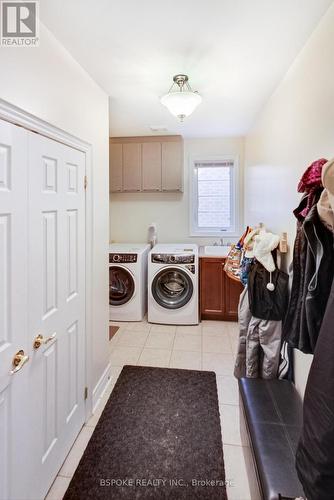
xmin=190 ymin=157 xmax=238 ymax=236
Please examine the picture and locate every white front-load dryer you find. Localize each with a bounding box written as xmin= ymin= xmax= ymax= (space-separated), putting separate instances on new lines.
xmin=148 ymin=244 xmax=199 ymax=325
xmin=109 ymin=243 xmax=150 ymax=322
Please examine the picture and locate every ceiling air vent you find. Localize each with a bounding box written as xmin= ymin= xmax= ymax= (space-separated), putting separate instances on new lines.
xmin=149 ymin=125 xmax=168 ymax=132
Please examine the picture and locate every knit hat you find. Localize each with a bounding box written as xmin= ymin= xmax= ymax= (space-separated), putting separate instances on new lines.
xmin=298 ymin=158 xmax=327 ymax=193
xmin=297 ymin=158 xmax=327 ymax=219
xmin=322 ymin=159 xmax=334 ymax=217
xmin=244 ymin=227 xmax=261 ymax=258
xmin=253 ymin=232 xmax=280 ymax=272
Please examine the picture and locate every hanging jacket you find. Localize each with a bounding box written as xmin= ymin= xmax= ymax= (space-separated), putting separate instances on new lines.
xmin=299 ymin=205 xmax=334 ymax=352
xmin=234 ymin=287 xmax=252 ymax=379
xmin=296 ymin=277 xmax=334 ymax=499
xmin=284 ymin=202 xmax=334 ymax=353
xmin=278 ymin=341 xmax=294 ymax=381
xmin=248 ymin=262 xmax=289 ymax=321
xmin=282 ymin=190 xmax=323 ymax=353
xmin=246 ymin=317 xmax=282 ymax=379
xmin=234 ymin=284 xmax=283 ymax=380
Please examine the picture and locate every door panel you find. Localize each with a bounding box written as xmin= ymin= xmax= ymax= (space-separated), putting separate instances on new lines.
xmin=122 ymin=143 xmax=141 ymax=191
xmin=200 ymin=258 xmax=224 ymax=318
xmin=0 ymin=213 xmax=10 ymax=345
xmin=27 ymin=132 xmax=86 ymax=499
xmin=67 ymin=209 xmax=79 ymax=300
xmin=67 ymin=321 xmax=79 ymax=421
xmin=161 ymin=141 xmax=183 ymax=191
xmin=0 ymin=120 xmax=86 ymax=500
xmin=0 ymin=143 xmax=11 ymax=190
xmin=142 ymin=142 xmax=161 ymax=191
xmin=0 ymin=121 xmax=30 ymax=500
xmin=109 ymin=143 xmax=122 ymax=192
xmin=224 ymin=273 xmax=243 ymax=319
xmin=200 ymin=257 xmax=242 ymax=321
xmin=0 ymin=389 xmax=9 ymax=500
xmin=42 ymin=343 xmax=57 ymax=463
xmin=43 ymin=210 xmax=58 ymax=317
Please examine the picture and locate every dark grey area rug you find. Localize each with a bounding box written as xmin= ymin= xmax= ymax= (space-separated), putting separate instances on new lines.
xmin=64 ymin=365 xmax=227 ymax=499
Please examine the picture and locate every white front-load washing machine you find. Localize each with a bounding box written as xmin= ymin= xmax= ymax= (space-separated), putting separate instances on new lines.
xmin=109 ymin=243 xmax=150 ymax=322
xmin=148 ymin=244 xmax=199 ymax=325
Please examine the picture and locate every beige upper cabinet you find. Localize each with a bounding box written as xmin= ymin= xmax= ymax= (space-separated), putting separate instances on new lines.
xmin=122 ymin=143 xmax=141 ymax=191
xmin=109 ymin=136 xmax=183 ymax=193
xmin=162 ymin=141 xmax=183 ymax=192
xmin=142 ymin=142 xmax=162 ymax=191
xmin=109 ymin=143 xmax=123 ymax=192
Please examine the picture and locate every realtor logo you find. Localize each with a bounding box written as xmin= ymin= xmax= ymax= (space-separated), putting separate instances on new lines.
xmin=1 ymin=1 xmax=39 ymax=46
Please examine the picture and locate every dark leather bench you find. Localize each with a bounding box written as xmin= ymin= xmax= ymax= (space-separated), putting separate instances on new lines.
xmin=238 ymin=378 xmax=305 ymax=500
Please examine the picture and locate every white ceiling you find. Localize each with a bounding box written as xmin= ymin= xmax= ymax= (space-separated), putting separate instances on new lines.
xmin=41 ymin=0 xmax=332 ymax=138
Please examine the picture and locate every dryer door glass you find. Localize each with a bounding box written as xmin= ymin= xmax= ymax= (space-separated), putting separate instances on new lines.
xmin=109 ymin=266 xmax=135 ymax=306
xmin=152 ymin=268 xmax=194 ymax=309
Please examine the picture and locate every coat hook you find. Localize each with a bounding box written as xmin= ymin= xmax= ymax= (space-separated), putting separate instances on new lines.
xmin=279 ymin=232 xmax=288 ymax=254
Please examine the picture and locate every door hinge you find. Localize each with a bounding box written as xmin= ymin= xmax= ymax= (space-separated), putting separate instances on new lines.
xmin=84 ymin=386 xmax=88 ymax=400
xmin=84 ymin=175 xmax=88 ymax=190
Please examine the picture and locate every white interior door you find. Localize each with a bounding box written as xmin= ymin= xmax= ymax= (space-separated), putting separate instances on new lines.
xmin=26 ymin=132 xmax=86 ymax=499
xmin=0 ymin=120 xmax=30 ymax=500
xmin=0 ymin=119 xmax=87 ymax=500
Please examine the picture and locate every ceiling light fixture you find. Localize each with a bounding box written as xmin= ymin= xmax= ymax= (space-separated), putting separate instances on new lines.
xmin=160 ymin=74 xmax=202 ymax=122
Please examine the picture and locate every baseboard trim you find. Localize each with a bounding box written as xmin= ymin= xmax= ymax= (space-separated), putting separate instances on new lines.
xmin=92 ymin=362 xmax=112 ymax=414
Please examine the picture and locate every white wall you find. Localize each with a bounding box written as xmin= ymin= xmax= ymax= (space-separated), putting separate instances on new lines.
xmin=0 ymin=24 xmax=110 ymax=396
xmin=110 ymin=137 xmax=244 ymax=245
xmin=244 ymin=3 xmax=334 ymax=396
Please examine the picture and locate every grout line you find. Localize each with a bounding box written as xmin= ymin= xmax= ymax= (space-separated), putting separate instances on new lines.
xmin=168 ymin=329 xmax=177 ymax=367
xmin=136 ymin=343 xmax=145 ymax=366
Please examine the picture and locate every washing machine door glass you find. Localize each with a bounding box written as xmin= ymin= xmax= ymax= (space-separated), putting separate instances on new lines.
xmin=152 ymin=267 xmax=193 ymax=309
xmin=109 ymin=266 xmax=135 ymax=306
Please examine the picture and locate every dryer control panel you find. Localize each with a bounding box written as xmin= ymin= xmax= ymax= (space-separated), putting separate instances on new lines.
xmin=109 ymin=253 xmax=138 ymax=263
xmin=151 ymin=254 xmax=195 ymax=264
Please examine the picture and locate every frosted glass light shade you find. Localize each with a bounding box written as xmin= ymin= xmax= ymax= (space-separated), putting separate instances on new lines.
xmin=160 ymin=91 xmax=202 ymax=121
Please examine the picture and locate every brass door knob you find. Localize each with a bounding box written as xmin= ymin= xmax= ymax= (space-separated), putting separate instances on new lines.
xmin=11 ymin=350 xmax=29 ymax=374
xmin=33 ymin=333 xmax=57 ymax=350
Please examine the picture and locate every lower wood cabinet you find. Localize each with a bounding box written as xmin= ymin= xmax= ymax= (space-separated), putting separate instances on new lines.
xmin=200 ymin=257 xmax=244 ymax=321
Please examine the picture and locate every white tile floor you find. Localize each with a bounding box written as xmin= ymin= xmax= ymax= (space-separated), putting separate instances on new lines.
xmin=46 ymin=319 xmax=258 ymax=500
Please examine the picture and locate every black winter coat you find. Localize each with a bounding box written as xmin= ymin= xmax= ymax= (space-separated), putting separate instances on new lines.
xmin=282 ymin=198 xmax=307 ymax=345
xmin=248 ymin=262 xmax=289 ymax=321
xmin=296 ymin=277 xmax=334 ymax=499
xmin=283 ymin=198 xmax=334 ymax=353
xmin=300 ymin=205 xmax=334 ymax=352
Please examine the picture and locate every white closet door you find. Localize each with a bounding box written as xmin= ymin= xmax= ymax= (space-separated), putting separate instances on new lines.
xmin=25 ymin=132 xmax=86 ymax=499
xmin=0 ymin=120 xmax=30 ymax=500
xmin=0 ymin=122 xmax=87 ymax=500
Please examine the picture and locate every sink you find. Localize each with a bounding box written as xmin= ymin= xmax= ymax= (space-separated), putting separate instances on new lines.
xmin=204 ymin=245 xmax=231 ymax=257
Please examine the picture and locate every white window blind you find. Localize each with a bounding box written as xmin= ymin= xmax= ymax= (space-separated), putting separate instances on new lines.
xmin=191 ymin=159 xmax=236 ymax=235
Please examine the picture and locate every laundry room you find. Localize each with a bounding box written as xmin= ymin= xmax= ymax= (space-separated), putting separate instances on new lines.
xmin=1 ymin=1 xmax=334 ymax=500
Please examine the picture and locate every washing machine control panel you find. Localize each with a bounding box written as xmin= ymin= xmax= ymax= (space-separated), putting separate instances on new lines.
xmin=109 ymin=253 xmax=138 ymax=263
xmin=151 ymin=253 xmax=195 ymax=264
